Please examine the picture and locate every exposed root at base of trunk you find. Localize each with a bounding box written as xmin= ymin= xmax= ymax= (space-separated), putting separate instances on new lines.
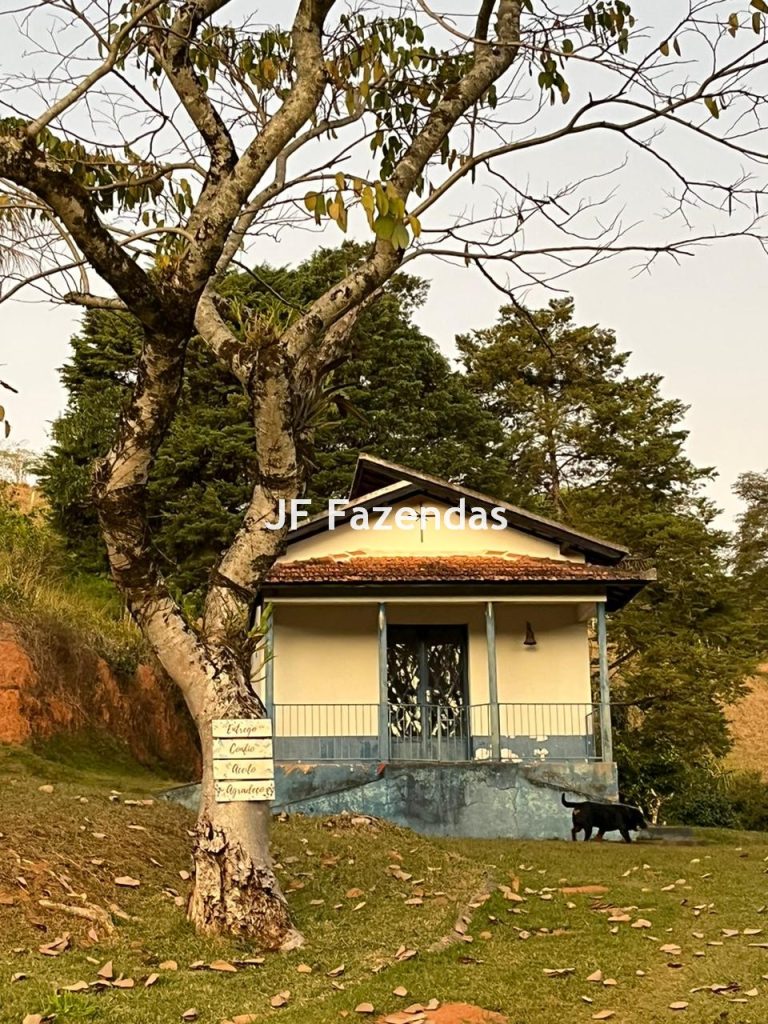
xmin=187 ymin=817 xmax=298 ymax=950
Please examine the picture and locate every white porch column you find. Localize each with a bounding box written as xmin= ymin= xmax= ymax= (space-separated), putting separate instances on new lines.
xmin=264 ymin=610 xmax=275 ymax=720
xmin=597 ymin=601 xmax=613 ymax=763
xmin=485 ymin=601 xmax=502 ymax=761
xmin=378 ymin=602 xmax=389 ymax=761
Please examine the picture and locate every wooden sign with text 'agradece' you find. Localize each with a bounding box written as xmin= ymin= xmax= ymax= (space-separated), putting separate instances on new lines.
xmin=212 ymin=719 xmax=275 ymax=803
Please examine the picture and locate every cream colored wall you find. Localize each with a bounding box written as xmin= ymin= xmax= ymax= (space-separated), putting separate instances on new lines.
xmin=495 ymin=604 xmax=593 ymax=738
xmin=271 ymin=600 xmax=593 ymax=738
xmin=281 ymin=495 xmax=583 ymax=562
xmin=272 ymin=604 xmax=379 ymax=736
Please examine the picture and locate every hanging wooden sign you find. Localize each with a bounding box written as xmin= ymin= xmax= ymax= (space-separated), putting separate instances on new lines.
xmin=212 ymin=718 xmax=272 ymax=739
xmin=212 ymin=719 xmax=275 ymax=802
xmin=212 ymin=737 xmax=273 ymax=759
xmin=215 ymin=780 xmax=276 ymax=802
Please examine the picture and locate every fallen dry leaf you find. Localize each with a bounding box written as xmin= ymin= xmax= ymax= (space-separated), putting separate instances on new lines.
xmin=327 ymin=964 xmax=345 ymax=977
xmin=393 ymin=986 xmax=408 ymax=997
xmin=145 ymin=973 xmax=159 ymax=987
xmin=592 ymin=1013 xmax=615 ymax=1021
xmin=669 ymin=1003 xmax=688 ymax=1010
xmin=181 ymin=1010 xmax=199 ymax=1021
xmin=633 ymin=919 xmax=652 ymax=929
xmin=22 ymin=1016 xmax=43 ymax=1024
xmin=346 ymin=888 xmax=365 ymax=899
xmin=114 ymin=876 xmax=140 ymax=888
xmin=61 ymin=980 xmax=90 ymax=993
xmin=270 ymin=990 xmax=291 ymax=1008
xmin=97 ymin=960 xmax=114 ymax=980
xmin=587 ymin=970 xmax=603 ymax=983
xmin=39 ymin=933 xmax=71 ymax=957
xmin=113 ymin=977 xmax=135 ymax=989
xmin=160 ymin=960 xmax=178 ymax=970
xmin=209 ymin=960 xmax=238 ymax=973
xmin=354 ymin=1004 xmax=375 ymax=1014
xmin=296 ymin=964 xmax=312 ymax=974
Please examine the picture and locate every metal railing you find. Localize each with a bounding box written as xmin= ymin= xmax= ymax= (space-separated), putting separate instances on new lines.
xmin=496 ymin=703 xmax=601 ymax=762
xmin=272 ymin=701 xmax=603 ymax=763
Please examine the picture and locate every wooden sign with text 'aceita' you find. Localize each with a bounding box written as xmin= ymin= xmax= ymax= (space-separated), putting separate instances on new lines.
xmin=212 ymin=719 xmax=275 ymax=802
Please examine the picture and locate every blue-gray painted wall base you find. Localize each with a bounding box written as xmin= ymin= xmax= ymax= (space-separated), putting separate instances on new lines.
xmin=162 ymin=760 xmax=618 ymax=841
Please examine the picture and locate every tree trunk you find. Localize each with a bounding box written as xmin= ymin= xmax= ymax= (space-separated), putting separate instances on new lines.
xmin=187 ymin=738 xmax=301 ymax=950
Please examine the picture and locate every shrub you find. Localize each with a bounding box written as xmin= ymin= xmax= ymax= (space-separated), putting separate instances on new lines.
xmin=0 ymin=489 xmax=146 ymax=677
xmin=663 ymin=764 xmax=768 ymax=832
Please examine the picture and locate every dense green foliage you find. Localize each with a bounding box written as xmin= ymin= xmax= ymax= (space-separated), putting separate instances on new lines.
xmin=37 ymin=263 xmax=765 ymax=823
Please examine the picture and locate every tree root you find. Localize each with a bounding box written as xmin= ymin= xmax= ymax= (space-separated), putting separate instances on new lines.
xmin=38 ymin=899 xmax=115 ymax=933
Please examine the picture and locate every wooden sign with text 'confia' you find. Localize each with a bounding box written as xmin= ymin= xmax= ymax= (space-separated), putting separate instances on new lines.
xmin=212 ymin=719 xmax=275 ymax=802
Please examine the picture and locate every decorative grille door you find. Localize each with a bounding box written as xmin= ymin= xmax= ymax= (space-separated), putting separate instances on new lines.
xmin=387 ymin=625 xmax=469 ymax=761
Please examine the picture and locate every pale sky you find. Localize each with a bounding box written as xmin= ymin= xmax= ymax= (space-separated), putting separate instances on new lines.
xmin=1 ymin=1 xmax=767 ymax=527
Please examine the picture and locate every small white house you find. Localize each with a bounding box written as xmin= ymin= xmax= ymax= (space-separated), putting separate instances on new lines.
xmin=259 ymin=455 xmax=654 ymax=772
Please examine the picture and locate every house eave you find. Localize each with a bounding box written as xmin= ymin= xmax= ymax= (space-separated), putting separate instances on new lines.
xmin=262 ymin=577 xmax=652 ymax=610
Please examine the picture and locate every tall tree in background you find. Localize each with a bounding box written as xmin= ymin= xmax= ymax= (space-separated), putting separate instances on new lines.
xmin=38 ymin=245 xmax=504 ymax=598
xmin=733 ymin=470 xmax=768 ymax=652
xmin=3 ymin=0 xmax=768 ymax=943
xmin=459 ymin=299 xmax=761 ymax=813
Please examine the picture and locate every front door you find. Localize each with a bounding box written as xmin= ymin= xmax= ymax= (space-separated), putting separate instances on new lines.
xmin=387 ymin=625 xmax=469 ymax=761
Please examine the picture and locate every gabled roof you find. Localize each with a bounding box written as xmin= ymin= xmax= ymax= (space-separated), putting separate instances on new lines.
xmin=323 ymin=453 xmax=629 ymax=566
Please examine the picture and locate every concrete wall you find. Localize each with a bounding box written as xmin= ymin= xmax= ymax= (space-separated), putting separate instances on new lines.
xmin=271 ymin=603 xmax=379 ymax=714
xmin=163 ymin=760 xmax=619 ymax=841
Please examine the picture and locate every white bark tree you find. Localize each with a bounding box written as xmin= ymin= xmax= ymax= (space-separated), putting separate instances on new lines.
xmin=1 ymin=0 xmax=767 ymax=946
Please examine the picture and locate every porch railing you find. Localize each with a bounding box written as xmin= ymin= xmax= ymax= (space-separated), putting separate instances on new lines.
xmin=272 ymin=702 xmax=602 ymax=764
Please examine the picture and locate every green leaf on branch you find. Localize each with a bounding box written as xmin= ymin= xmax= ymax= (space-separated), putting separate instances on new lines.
xmin=704 ymin=96 xmax=720 ymax=119
xmin=659 ymin=39 xmax=670 ymax=56
xmin=372 ymin=214 xmax=396 ymax=240
xmin=751 ymin=0 xmax=768 ymax=13
xmin=392 ymin=222 xmax=410 ymax=249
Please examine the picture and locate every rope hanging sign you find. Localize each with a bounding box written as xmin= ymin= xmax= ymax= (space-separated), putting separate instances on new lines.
xmin=212 ymin=718 xmax=275 ymax=802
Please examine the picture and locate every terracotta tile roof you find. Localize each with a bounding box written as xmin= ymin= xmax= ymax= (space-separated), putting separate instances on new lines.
xmin=266 ymin=554 xmax=653 ymax=585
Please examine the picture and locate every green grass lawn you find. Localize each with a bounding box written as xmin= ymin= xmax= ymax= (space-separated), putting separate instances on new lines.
xmin=1 ymin=745 xmax=767 ymax=1024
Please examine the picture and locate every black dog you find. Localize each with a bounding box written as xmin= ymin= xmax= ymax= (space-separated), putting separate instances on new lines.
xmin=562 ymin=793 xmax=647 ymax=843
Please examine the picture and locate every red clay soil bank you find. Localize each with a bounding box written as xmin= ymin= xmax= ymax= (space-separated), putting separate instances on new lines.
xmin=377 ymin=1005 xmax=508 ymax=1024
xmin=0 ymin=621 xmax=199 ymax=778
